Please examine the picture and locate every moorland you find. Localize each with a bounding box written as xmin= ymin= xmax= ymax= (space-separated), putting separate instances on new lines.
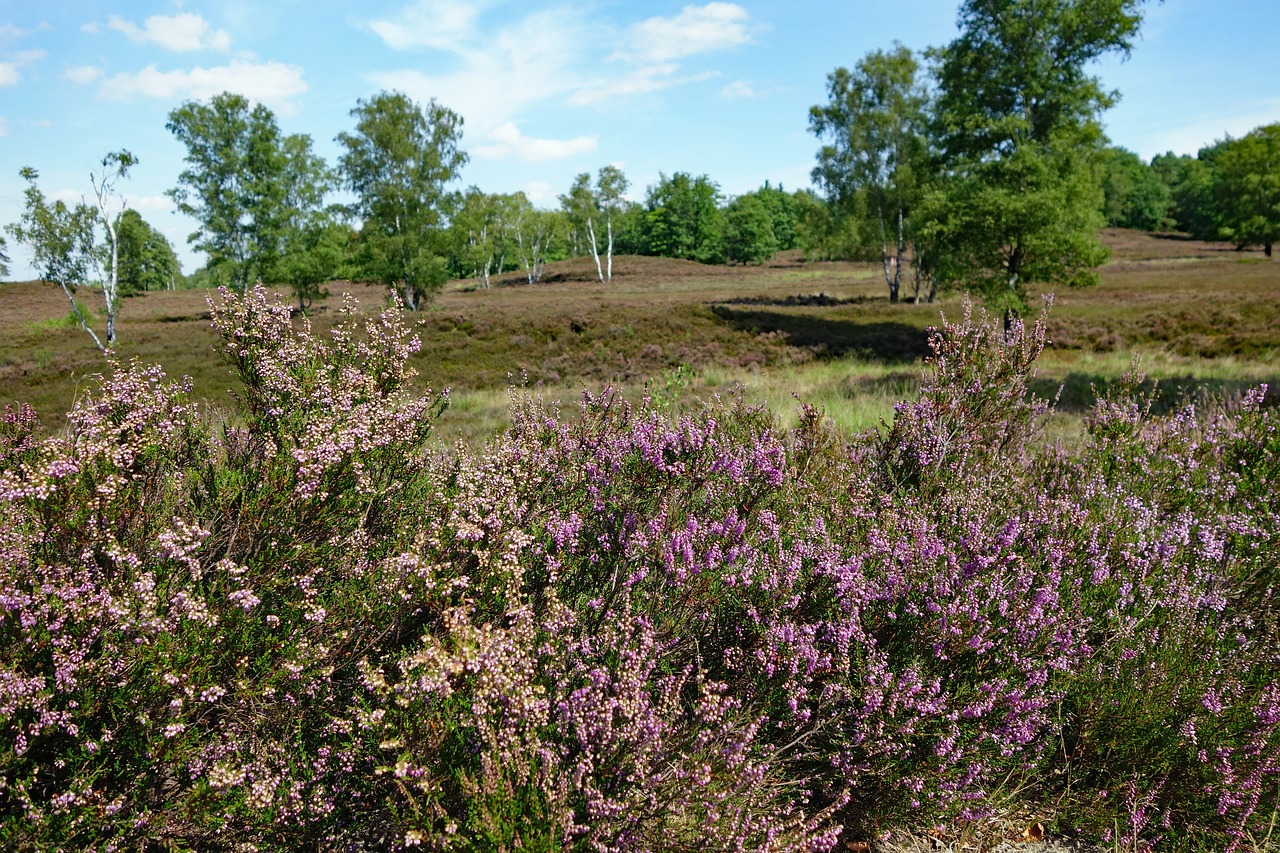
xmin=3 ymin=228 xmax=1278 ymax=442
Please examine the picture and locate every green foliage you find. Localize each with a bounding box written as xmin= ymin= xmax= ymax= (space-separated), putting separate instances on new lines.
xmin=5 ymin=168 xmax=96 ymax=292
xmin=724 ymin=193 xmax=779 ymax=265
xmin=920 ymin=0 xmax=1145 ymax=313
xmin=168 ymin=94 xmax=295 ymax=293
xmin=1213 ymin=123 xmax=1280 ymax=256
xmin=270 ymin=214 xmax=351 ymax=311
xmin=639 ymin=172 xmax=725 ymax=264
xmin=1101 ymin=146 xmax=1174 ymax=230
xmin=115 ymin=209 xmax=182 ymax=294
xmin=810 ymin=43 xmax=930 ymax=301
xmin=337 ymin=90 xmax=467 ymax=310
xmin=0 ymin=234 xmax=9 ymax=279
xmin=916 ymin=141 xmax=1110 ymax=314
xmin=751 ymin=182 xmax=801 ymax=251
xmin=1151 ymin=149 xmax=1217 ymax=240
xmin=5 ymin=163 xmax=124 ymax=350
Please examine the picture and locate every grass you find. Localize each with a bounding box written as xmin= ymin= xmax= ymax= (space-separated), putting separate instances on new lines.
xmin=2 ymin=229 xmax=1279 ymax=445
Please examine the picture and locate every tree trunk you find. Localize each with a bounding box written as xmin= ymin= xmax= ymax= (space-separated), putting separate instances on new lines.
xmin=606 ymin=217 xmax=614 ymax=281
xmin=587 ymin=216 xmax=603 ymax=282
xmin=1266 ymin=241 xmax=1273 ymax=258
xmin=57 ymin=280 xmax=107 ymax=352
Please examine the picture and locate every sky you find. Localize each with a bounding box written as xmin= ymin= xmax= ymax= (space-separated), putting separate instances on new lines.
xmin=1 ymin=0 xmax=1278 ymax=281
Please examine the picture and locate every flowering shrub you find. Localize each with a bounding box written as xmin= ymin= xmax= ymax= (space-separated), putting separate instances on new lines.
xmin=1 ymin=288 xmax=1278 ymax=850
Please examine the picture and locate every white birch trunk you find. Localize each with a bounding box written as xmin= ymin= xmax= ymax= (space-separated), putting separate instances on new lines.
xmin=606 ymin=216 xmax=614 ymax=282
xmin=586 ymin=216 xmax=603 ymax=282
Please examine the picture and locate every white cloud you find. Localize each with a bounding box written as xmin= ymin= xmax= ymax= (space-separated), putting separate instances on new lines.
xmin=0 ymin=48 xmax=46 ymax=86
xmin=473 ymin=121 xmax=598 ymax=161
xmin=367 ymin=7 xmax=589 ymax=136
xmin=571 ymin=64 xmax=717 ymax=106
xmin=522 ymin=181 xmax=558 ymax=207
xmin=30 ymin=118 xmax=52 ymax=127
xmin=124 ymin=194 xmax=174 ymax=214
xmin=368 ymin=0 xmax=497 ymax=51
xmin=721 ymin=79 xmax=756 ymax=99
xmin=365 ymin=2 xmax=752 ymax=137
xmin=97 ymin=60 xmax=308 ymax=114
xmin=107 ymin=13 xmax=232 ymax=52
xmin=65 ymin=65 xmax=103 ymax=84
xmin=81 ymin=21 xmax=101 ymax=34
xmin=0 ymin=23 xmax=28 ymax=39
xmin=624 ymin=3 xmax=752 ymax=63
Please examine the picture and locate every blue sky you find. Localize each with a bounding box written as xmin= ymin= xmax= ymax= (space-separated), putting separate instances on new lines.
xmin=2 ymin=0 xmax=1278 ymax=280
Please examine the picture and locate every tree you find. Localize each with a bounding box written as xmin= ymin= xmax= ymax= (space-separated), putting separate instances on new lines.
xmin=337 ymin=91 xmax=467 ymax=310
xmin=0 ymin=235 xmax=9 ymax=278
xmin=508 ymin=194 xmax=558 ymax=284
xmin=1213 ymin=124 xmax=1280 ymax=257
xmin=451 ymin=188 xmax=504 ymax=288
xmin=923 ymin=0 xmax=1147 ymax=320
xmin=810 ymin=43 xmax=930 ymax=302
xmin=271 ymin=214 xmax=351 ymax=312
xmin=167 ymin=94 xmax=292 ymax=294
xmin=269 ymin=134 xmax=341 ymax=310
xmin=1100 ymin=146 xmax=1172 ymax=231
xmin=116 ymin=209 xmax=182 ymax=294
xmin=5 ymin=153 xmax=136 ymax=350
xmin=561 ymin=172 xmax=604 ymax=280
xmin=597 ymin=165 xmax=630 ymax=280
xmin=1152 ymin=149 xmax=1221 ymax=240
xmin=753 ymin=182 xmax=800 ymax=251
xmin=558 ymin=165 xmax=630 ymax=283
xmin=724 ymin=194 xmax=779 ymax=265
xmin=641 ymin=172 xmax=725 ymax=264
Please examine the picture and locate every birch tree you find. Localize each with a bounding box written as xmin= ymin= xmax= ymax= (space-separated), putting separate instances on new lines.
xmin=167 ymin=94 xmax=290 ymax=294
xmin=336 ymin=91 xmax=467 ymax=310
xmin=5 ymin=152 xmax=136 ymax=351
xmin=508 ymin=194 xmax=558 ymax=284
xmin=561 ymin=173 xmax=603 ymax=280
xmin=810 ymin=44 xmax=929 ymax=303
xmin=597 ymin=165 xmax=629 ymax=281
xmin=89 ymin=151 xmax=137 ymax=345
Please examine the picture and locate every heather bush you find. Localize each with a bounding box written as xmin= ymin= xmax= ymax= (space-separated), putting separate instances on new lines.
xmin=2 ymin=288 xmax=1278 ymax=851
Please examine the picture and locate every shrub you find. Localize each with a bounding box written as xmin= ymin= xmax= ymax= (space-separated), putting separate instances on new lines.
xmin=2 ymin=291 xmax=1278 ymax=851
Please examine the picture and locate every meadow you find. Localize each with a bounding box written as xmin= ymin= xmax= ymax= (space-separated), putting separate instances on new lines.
xmin=2 ymin=231 xmax=1280 ymax=851
xmin=3 ymin=229 xmax=1279 ymax=444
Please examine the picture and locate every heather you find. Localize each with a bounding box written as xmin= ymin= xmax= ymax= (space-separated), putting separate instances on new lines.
xmin=2 ymin=288 xmax=1279 ymax=851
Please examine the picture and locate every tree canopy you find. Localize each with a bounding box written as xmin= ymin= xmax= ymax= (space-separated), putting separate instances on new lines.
xmin=116 ymin=209 xmax=182 ymax=294
xmin=810 ymin=43 xmax=931 ymax=302
xmin=1213 ymin=124 xmax=1280 ymax=256
xmin=336 ymin=91 xmax=467 ymax=310
xmin=919 ymin=0 xmax=1147 ymax=316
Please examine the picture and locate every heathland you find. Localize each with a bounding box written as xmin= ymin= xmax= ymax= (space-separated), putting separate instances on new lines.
xmin=4 ymin=239 xmax=1280 ymax=850
xmin=3 ymin=229 xmax=1278 ymax=443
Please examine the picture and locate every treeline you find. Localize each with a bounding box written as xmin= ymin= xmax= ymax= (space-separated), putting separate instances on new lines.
xmin=1103 ymin=128 xmax=1280 ymax=256
xmin=8 ymin=0 xmax=1278 ymax=352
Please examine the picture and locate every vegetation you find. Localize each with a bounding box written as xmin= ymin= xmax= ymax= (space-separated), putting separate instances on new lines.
xmin=115 ymin=209 xmax=182 ymax=295
xmin=810 ymin=43 xmax=930 ymax=303
xmin=5 ymin=152 xmax=137 ymax=351
xmin=2 ymin=0 xmax=1279 ymax=845
xmin=337 ymin=91 xmax=467 ymax=310
xmin=3 ymin=283 xmax=1280 ymax=851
